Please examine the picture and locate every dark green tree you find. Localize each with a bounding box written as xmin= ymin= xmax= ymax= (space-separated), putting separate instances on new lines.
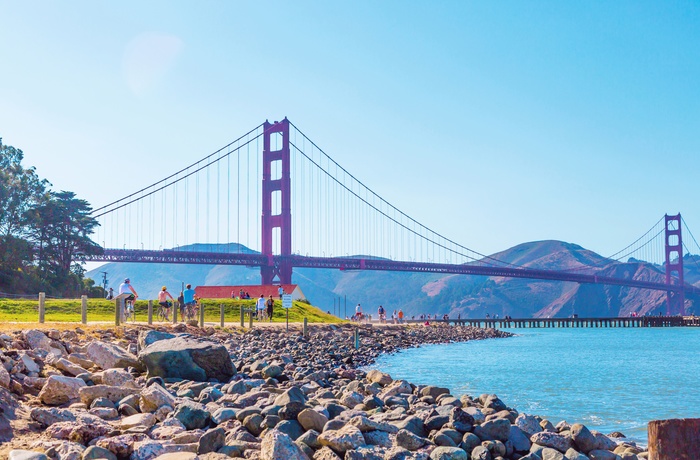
xmin=28 ymin=191 xmax=102 ymax=296
xmin=0 ymin=138 xmax=49 ymax=292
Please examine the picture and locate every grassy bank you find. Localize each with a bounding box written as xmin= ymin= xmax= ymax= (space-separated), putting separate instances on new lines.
xmin=0 ymin=298 xmax=342 ymax=324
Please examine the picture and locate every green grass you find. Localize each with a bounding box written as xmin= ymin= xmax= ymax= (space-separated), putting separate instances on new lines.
xmin=0 ymin=298 xmax=343 ymax=324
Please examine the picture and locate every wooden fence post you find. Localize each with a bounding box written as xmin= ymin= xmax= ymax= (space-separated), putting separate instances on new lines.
xmin=38 ymin=292 xmax=45 ymax=323
xmin=148 ymin=300 xmax=153 ymax=325
xmin=199 ymin=302 xmax=204 ymax=328
xmin=648 ymin=418 xmax=700 ymax=459
xmin=173 ymin=302 xmax=178 ymax=323
xmin=81 ymin=295 xmax=87 ymax=324
xmin=115 ymin=297 xmax=121 ymax=326
xmin=220 ymin=304 xmax=224 ymax=328
xmin=303 ymin=317 xmax=308 ymax=337
xmin=240 ymin=307 xmax=245 ymax=327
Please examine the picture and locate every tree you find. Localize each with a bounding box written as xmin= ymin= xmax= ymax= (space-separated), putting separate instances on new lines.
xmin=28 ymin=191 xmax=102 ymax=296
xmin=0 ymin=138 xmax=49 ymax=238
xmin=0 ymin=138 xmax=50 ymax=292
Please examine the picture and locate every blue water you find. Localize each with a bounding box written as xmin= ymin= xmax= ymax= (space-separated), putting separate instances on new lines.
xmin=368 ymin=327 xmax=700 ymax=444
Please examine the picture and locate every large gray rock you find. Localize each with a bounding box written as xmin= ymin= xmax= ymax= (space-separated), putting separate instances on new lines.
xmin=38 ymin=375 xmax=86 ymax=405
xmin=86 ymin=341 xmax=139 ymax=370
xmin=516 ymin=414 xmax=543 ymax=438
xmin=261 ymin=429 xmax=310 ymax=460
xmin=275 ymin=386 xmax=307 ymax=406
xmin=23 ymin=330 xmax=63 ymax=356
xmin=530 ymin=432 xmax=573 ymax=453
xmin=430 ymin=447 xmax=468 ymax=460
xmin=138 ymin=330 xmax=176 ymax=350
xmin=570 ymin=423 xmax=597 ymax=454
xmin=473 ymin=419 xmax=510 ymax=442
xmin=78 ymin=385 xmax=140 ymax=406
xmin=140 ymin=383 xmax=177 ymax=413
xmin=298 ymin=408 xmax=328 ymax=432
xmin=588 ymin=450 xmax=620 ymax=460
xmin=509 ymin=425 xmax=532 ymax=453
xmin=172 ymin=400 xmax=211 ymax=430
xmin=396 ymin=429 xmax=428 ymax=451
xmin=8 ymin=451 xmax=48 ymax=460
xmin=0 ymin=364 xmax=9 ymax=389
xmin=138 ymin=337 xmax=235 ymax=382
xmin=318 ymin=424 xmax=366 ymax=453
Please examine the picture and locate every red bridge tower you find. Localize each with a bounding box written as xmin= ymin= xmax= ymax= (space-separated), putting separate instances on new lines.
xmin=261 ymin=118 xmax=292 ymax=285
xmin=664 ymin=213 xmax=685 ymax=315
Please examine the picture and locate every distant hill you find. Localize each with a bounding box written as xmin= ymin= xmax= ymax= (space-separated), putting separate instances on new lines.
xmin=87 ymin=240 xmax=699 ymax=318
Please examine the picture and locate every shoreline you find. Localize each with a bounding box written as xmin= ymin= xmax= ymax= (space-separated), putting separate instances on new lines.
xmin=0 ymin=322 xmax=648 ymax=460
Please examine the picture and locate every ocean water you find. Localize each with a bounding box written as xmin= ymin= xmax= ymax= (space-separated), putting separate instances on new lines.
xmin=367 ymin=327 xmax=700 ymax=444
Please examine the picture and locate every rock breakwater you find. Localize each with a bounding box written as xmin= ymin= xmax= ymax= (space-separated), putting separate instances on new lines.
xmin=0 ymin=323 xmax=646 ymax=460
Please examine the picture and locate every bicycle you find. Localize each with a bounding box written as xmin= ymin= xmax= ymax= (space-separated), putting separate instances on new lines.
xmin=157 ymin=302 xmax=171 ymax=322
xmin=124 ymin=300 xmax=136 ymax=323
xmin=184 ymin=302 xmax=198 ymax=322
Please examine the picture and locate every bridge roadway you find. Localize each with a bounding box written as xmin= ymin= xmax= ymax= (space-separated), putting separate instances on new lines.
xmin=401 ymin=316 xmax=700 ymax=328
xmin=86 ymin=249 xmax=700 ymax=294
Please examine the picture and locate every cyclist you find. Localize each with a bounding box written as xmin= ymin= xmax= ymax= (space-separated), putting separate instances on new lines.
xmin=118 ymin=278 xmax=138 ymax=320
xmin=183 ymin=284 xmax=196 ymax=321
xmin=158 ymin=286 xmax=174 ymax=320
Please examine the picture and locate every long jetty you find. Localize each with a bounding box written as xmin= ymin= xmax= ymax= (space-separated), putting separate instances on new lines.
xmin=403 ymin=316 xmax=700 ymax=328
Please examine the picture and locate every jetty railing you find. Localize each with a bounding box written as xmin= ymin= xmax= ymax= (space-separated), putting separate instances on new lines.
xmin=401 ymin=316 xmax=700 ymax=328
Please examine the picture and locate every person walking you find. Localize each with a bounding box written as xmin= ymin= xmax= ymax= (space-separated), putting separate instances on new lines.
xmin=398 ymin=309 xmax=404 ymax=324
xmin=278 ymin=285 xmax=284 ymax=299
xmin=266 ymin=295 xmax=274 ymax=322
xmin=256 ymin=294 xmax=266 ymax=320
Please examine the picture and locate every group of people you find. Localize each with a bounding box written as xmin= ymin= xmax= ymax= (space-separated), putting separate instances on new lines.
xmin=108 ymin=279 xmax=199 ymax=322
xmin=255 ymin=294 xmax=276 ymax=322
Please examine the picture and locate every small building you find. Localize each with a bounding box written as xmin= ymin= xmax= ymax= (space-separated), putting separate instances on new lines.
xmin=195 ymin=284 xmax=306 ymax=301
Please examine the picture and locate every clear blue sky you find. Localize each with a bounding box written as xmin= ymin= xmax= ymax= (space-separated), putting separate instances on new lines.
xmin=1 ymin=1 xmax=699 ymax=258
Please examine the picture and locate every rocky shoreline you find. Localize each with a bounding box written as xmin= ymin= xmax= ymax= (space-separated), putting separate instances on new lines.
xmin=0 ymin=323 xmax=646 ymax=460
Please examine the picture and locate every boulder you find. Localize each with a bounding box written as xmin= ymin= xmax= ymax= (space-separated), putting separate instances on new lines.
xmin=298 ymin=408 xmax=329 ymax=432
xmin=38 ymin=375 xmax=86 ymax=405
xmin=197 ymin=427 xmax=226 ymax=455
xmin=570 ymin=423 xmax=598 ymax=454
xmin=366 ymin=370 xmax=392 ymax=385
xmin=140 ymin=382 xmax=177 ymax=413
xmin=275 ymin=386 xmax=307 ymax=406
xmin=86 ymin=341 xmax=139 ymax=370
xmin=530 ymin=432 xmax=573 ymax=453
xmin=261 ymin=429 xmax=310 ymax=460
xmin=8 ymin=451 xmax=49 ymax=460
xmin=82 ymin=445 xmax=118 ymax=460
xmin=138 ymin=330 xmax=176 ymax=350
xmin=0 ymin=364 xmax=9 ymax=389
xmin=138 ymin=337 xmax=235 ymax=382
xmin=516 ymin=414 xmax=543 ymax=438
xmin=473 ymin=419 xmax=510 ymax=442
xmin=396 ymin=429 xmax=428 ymax=451
xmin=173 ymin=400 xmax=211 ymax=430
xmin=79 ymin=385 xmax=140 ymax=406
xmin=318 ymin=424 xmax=366 ymax=453
xmin=430 ymin=446 xmax=468 ymax=460
xmin=102 ymin=368 xmax=138 ymax=388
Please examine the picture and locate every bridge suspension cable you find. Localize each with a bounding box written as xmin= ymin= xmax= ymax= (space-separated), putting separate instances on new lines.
xmin=288 ymin=121 xmax=522 ymax=268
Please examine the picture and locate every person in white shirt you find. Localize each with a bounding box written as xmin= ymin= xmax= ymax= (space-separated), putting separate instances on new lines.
xmin=256 ymin=295 xmax=266 ymax=320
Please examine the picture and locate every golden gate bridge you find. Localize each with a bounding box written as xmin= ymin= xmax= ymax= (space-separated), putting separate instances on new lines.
xmin=84 ymin=119 xmax=700 ymax=315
